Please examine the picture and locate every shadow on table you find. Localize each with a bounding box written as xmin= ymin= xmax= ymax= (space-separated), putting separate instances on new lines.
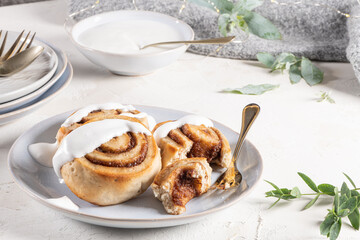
xmin=317 ymin=63 xmax=360 ymax=97
xmin=70 ymin=60 xmax=114 ymax=79
xmin=75 ymin=219 xmax=200 ymax=237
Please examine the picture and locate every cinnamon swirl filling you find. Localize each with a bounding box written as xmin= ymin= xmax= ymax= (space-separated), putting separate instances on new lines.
xmin=85 ymin=132 xmax=148 ymax=168
xmin=175 ymin=124 xmax=222 ymax=162
xmin=172 ymin=168 xmax=202 ymax=206
xmin=154 ymin=120 xmax=231 ymax=169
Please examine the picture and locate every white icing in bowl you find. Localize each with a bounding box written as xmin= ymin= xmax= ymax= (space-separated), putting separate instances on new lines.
xmin=67 ymin=10 xmax=194 ymax=75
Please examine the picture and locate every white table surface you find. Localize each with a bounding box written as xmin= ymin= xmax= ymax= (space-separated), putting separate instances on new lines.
xmin=1 ymin=1 xmax=360 ymax=239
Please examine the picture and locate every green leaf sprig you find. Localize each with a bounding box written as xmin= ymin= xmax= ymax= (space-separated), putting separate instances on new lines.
xmin=265 ymin=172 xmax=360 ymax=240
xmin=189 ymin=0 xmax=281 ymax=40
xmin=317 ymin=91 xmax=335 ymax=104
xmin=257 ymin=52 xmax=324 ymax=86
xmin=222 ymin=83 xmax=279 ymax=95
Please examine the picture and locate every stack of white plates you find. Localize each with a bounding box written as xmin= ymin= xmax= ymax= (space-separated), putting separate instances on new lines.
xmin=0 ymin=31 xmax=73 ymax=125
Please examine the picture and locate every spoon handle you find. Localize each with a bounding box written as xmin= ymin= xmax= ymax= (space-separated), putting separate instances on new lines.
xmin=233 ymin=103 xmax=260 ymax=161
xmin=141 ymin=36 xmax=235 ymax=49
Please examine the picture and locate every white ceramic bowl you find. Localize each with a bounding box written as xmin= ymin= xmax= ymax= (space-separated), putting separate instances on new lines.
xmin=68 ymin=11 xmax=194 ymax=76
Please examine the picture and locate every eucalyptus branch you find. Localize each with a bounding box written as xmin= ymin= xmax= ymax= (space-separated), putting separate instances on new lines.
xmin=256 ymin=52 xmax=324 ymax=86
xmin=189 ymin=0 xmax=281 ymax=40
xmin=265 ymin=172 xmax=360 ymax=240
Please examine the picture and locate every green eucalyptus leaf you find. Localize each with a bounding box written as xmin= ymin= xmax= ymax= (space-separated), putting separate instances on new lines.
xmin=279 ymin=195 xmax=297 ymax=200
xmin=298 ymin=172 xmax=319 ymax=193
xmin=339 ymin=195 xmax=348 ymax=206
xmin=279 ymin=188 xmax=291 ymax=194
xmin=318 ymin=184 xmax=335 ymax=196
xmin=265 ymin=190 xmax=276 ymax=197
xmin=265 ymin=189 xmax=283 ymax=197
xmin=339 ymin=197 xmax=357 ymax=214
xmin=242 ymin=11 xmax=282 ymax=40
xmin=236 ymin=15 xmax=249 ymax=32
xmin=343 ymin=173 xmax=357 ymax=189
xmin=289 ymin=62 xmax=302 ymax=84
xmin=277 ymin=53 xmax=297 ymax=64
xmin=290 ymin=187 xmax=301 ymax=198
xmin=329 ymin=219 xmax=341 ymax=240
xmin=270 ymin=53 xmax=296 ymax=72
xmin=265 ymin=188 xmax=298 ymax=200
xmin=338 ymin=209 xmax=350 ymax=217
xmin=189 ymin=0 xmax=234 ymax=13
xmin=256 ymin=52 xmax=275 ymax=68
xmin=218 ymin=13 xmax=232 ymax=36
xmin=351 ymin=190 xmax=360 ymax=197
xmin=303 ymin=194 xmax=320 ymax=210
xmin=264 ymin=180 xmax=281 ymax=191
xmin=341 ymin=182 xmax=351 ymax=198
xmin=300 ymin=57 xmax=324 ymax=86
xmin=320 ymin=213 xmax=337 ymax=236
xmin=348 ymin=208 xmax=360 ymax=230
xmin=222 ymin=84 xmax=279 ymax=95
xmin=232 ymin=0 xmax=263 ymax=12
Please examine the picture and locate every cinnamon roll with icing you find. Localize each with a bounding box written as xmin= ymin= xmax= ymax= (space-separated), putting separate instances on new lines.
xmin=151 ymin=157 xmax=212 ymax=215
xmin=53 ymin=119 xmax=161 ymax=206
xmin=153 ymin=115 xmax=231 ymax=169
xmin=56 ymin=103 xmax=156 ymax=144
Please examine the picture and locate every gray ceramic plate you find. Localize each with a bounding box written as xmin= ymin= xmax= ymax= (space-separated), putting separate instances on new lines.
xmin=8 ymin=106 xmax=263 ymax=228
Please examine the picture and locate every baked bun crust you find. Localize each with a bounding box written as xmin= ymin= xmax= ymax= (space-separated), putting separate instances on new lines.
xmin=154 ymin=122 xmax=231 ymax=168
xmin=151 ymin=158 xmax=211 ymax=215
xmin=60 ymin=131 xmax=161 ymax=206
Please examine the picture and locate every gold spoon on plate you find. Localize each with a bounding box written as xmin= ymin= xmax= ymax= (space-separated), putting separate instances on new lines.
xmin=214 ymin=103 xmax=260 ymax=190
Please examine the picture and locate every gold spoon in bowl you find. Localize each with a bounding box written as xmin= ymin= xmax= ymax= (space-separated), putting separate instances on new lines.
xmin=140 ymin=36 xmax=235 ymax=50
xmin=214 ymin=103 xmax=260 ymax=190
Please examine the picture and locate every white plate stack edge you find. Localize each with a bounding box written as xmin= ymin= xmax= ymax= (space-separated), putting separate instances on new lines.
xmin=0 ymin=31 xmax=73 ymax=125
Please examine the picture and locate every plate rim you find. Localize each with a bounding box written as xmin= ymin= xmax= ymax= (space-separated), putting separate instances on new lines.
xmin=0 ymin=62 xmax=71 ymax=120
xmin=0 ymin=36 xmax=68 ymax=111
xmin=0 ymin=32 xmax=60 ymax=103
xmin=7 ymin=105 xmax=263 ymax=223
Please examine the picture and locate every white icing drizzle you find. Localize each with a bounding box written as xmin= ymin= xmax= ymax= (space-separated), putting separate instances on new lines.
xmin=120 ymin=112 xmax=156 ymax=130
xmin=61 ymin=103 xmax=156 ymax=130
xmin=153 ymin=114 xmax=214 ymax=145
xmin=45 ymin=196 xmax=79 ymax=211
xmin=28 ymin=142 xmax=57 ymax=167
xmin=53 ymin=119 xmax=151 ymax=180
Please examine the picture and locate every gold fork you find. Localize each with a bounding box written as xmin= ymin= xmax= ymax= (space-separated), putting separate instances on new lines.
xmin=0 ymin=30 xmax=36 ymax=62
xmin=214 ymin=103 xmax=260 ymax=190
xmin=0 ymin=30 xmax=43 ymax=76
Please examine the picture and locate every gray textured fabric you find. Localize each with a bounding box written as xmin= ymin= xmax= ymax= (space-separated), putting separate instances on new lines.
xmin=0 ymin=0 xmax=47 ymax=6
xmin=346 ymin=6 xmax=360 ymax=81
xmin=68 ymin=0 xmax=358 ymax=62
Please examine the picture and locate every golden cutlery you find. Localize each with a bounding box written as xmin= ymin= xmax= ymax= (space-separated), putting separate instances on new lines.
xmin=140 ymin=36 xmax=235 ymax=50
xmin=0 ymin=46 xmax=44 ymax=77
xmin=0 ymin=30 xmax=42 ymax=77
xmin=214 ymin=103 xmax=260 ymax=190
